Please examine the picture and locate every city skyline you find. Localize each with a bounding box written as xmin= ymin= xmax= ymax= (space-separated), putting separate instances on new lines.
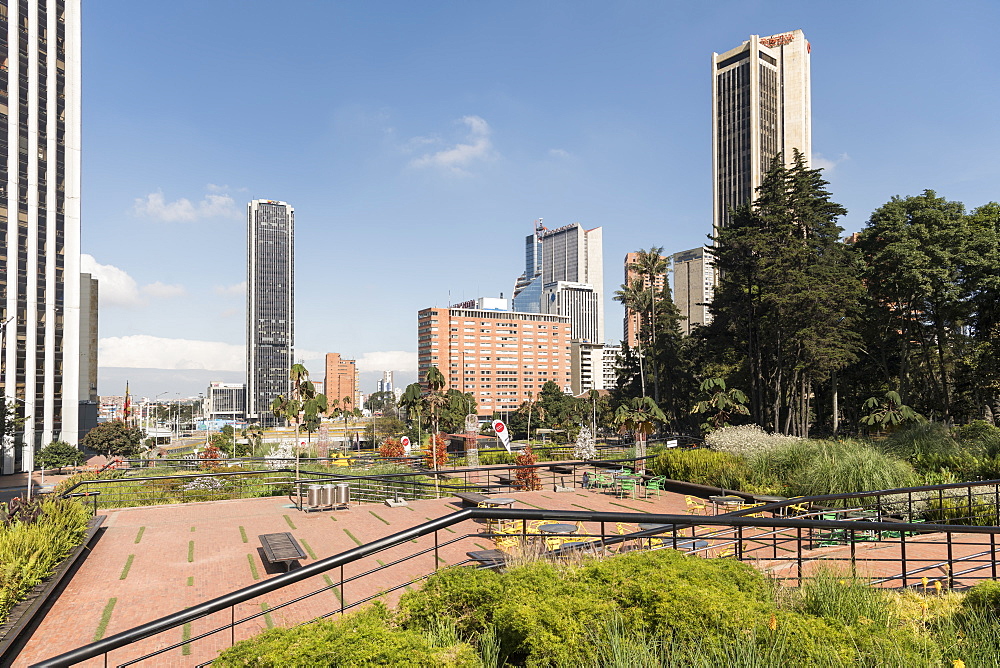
xmin=80 ymin=2 xmax=1000 ymax=398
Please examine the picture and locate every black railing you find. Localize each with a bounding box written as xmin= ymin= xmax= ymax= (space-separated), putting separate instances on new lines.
xmin=30 ymin=499 xmax=1000 ymax=668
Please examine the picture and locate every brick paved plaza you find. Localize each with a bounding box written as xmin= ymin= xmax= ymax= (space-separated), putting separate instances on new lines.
xmin=15 ymin=486 xmax=996 ymax=667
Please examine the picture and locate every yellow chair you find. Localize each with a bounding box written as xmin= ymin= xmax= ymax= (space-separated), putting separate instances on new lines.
xmin=685 ymin=496 xmax=707 ymax=515
xmin=737 ymin=503 xmax=767 ymax=518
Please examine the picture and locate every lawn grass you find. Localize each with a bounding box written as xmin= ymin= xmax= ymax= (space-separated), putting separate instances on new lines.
xmin=247 ymin=554 xmax=260 ymax=580
xmin=239 ymin=526 xmax=248 ymax=543
xmin=260 ymin=603 xmax=274 ymax=629
xmin=187 ymin=540 xmax=194 ymax=563
xmin=181 ymin=622 xmax=192 ymax=656
xmin=283 ymin=515 xmax=297 ymax=530
xmin=368 ymin=510 xmax=391 ymax=525
xmin=134 ymin=526 xmax=146 ymax=544
xmin=343 ymin=529 xmax=363 ymax=546
xmin=299 ymin=538 xmax=318 ymax=560
xmin=186 ymin=576 xmax=194 ymax=586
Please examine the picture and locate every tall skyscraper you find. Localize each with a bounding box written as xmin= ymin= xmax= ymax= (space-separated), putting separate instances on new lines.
xmin=511 ymin=219 xmax=543 ymax=314
xmin=712 ymin=30 xmax=811 ymax=234
xmin=247 ymin=200 xmax=294 ymax=426
xmin=324 ymin=352 xmax=360 ymax=411
xmin=514 ymin=221 xmax=604 ymax=343
xmin=1 ymin=0 xmax=82 ymax=473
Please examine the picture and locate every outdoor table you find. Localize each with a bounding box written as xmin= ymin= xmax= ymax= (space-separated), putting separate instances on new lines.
xmin=638 ymin=522 xmax=674 ymax=549
xmin=479 ymin=497 xmax=516 ymax=508
xmin=539 ymin=523 xmax=577 ymax=534
xmin=709 ymin=495 xmax=744 ymax=515
xmin=751 ymin=495 xmax=789 ymax=516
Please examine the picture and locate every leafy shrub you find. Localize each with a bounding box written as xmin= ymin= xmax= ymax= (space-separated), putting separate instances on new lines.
xmin=960 ymin=580 xmax=1000 ymax=617
xmin=215 ymin=605 xmax=477 ymax=667
xmin=650 ymin=448 xmax=759 ymax=492
xmin=705 ymin=424 xmax=801 ymax=456
xmin=879 ymin=423 xmax=983 ymax=479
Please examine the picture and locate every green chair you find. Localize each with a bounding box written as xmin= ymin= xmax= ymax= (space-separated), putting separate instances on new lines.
xmin=646 ymin=477 xmax=666 ymax=497
xmin=618 ymin=479 xmax=638 ymax=499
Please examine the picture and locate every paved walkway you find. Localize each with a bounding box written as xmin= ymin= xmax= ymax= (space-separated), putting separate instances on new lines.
xmin=15 ymin=485 xmax=998 ymax=667
xmin=15 ymin=486 xmax=690 ymax=667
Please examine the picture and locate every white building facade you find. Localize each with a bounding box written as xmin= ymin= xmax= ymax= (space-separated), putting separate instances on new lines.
xmin=1 ymin=0 xmax=81 ymax=473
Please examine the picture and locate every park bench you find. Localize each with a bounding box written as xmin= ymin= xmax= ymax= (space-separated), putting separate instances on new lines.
xmin=466 ymin=549 xmax=506 ymax=568
xmin=495 ymin=475 xmax=516 ymax=488
xmin=454 ymin=492 xmax=491 ymax=507
xmin=548 ymin=465 xmax=574 ymax=475
xmin=258 ymin=532 xmax=307 ymax=572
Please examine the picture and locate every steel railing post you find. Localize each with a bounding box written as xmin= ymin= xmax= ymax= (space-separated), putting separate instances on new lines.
xmin=231 ymin=605 xmax=235 ymax=646
xmin=340 ymin=565 xmax=345 ymax=615
xmin=434 ymin=530 xmax=439 ymax=571
xmin=796 ymin=527 xmax=803 ymax=583
xmin=850 ymin=531 xmax=856 ymax=577
xmin=900 ymin=532 xmax=907 ymax=588
xmin=992 ymin=532 xmax=998 ymax=581
xmin=946 ymin=532 xmax=955 ymax=589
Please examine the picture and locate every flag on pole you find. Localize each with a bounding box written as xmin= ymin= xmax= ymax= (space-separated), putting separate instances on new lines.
xmin=123 ymin=382 xmax=132 ymax=422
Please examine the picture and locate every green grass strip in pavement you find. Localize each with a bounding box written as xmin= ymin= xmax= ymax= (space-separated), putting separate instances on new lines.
xmin=369 ymin=510 xmax=391 ymax=525
xmin=343 ymin=528 xmax=363 ymax=546
xmin=283 ymin=514 xmax=297 ymax=529
xmin=539 ymin=494 xmax=553 ymax=499
xmin=119 ymin=554 xmax=135 ymax=580
xmin=299 ymin=538 xmax=318 ymax=559
xmin=435 ymin=555 xmax=448 ymax=565
xmin=187 ymin=540 xmax=195 ymax=562
xmin=186 ymin=576 xmax=194 ymax=586
xmin=404 ymin=505 xmax=416 ymax=511
xmin=329 ymin=515 xmax=338 ymax=521
xmin=247 ymin=554 xmax=260 ymax=580
xmin=473 ymin=542 xmax=490 ymax=550
xmin=239 ymin=526 xmax=248 ymax=543
xmin=181 ymin=622 xmax=192 ymax=656
xmin=261 ymin=603 xmax=274 ymax=629
xmin=190 ymin=526 xmax=196 ymax=532
xmin=608 ymin=501 xmax=650 ymax=513
xmin=94 ymin=598 xmax=117 ymax=641
xmin=134 ymin=526 xmax=145 ymax=544
xmin=376 ymin=559 xmax=386 ymax=567
xmin=571 ymin=503 xmax=600 ymax=512
xmin=427 ymin=517 xmax=456 ymax=533
xmin=322 ymin=574 xmax=343 ymax=603
xmin=517 ymin=500 xmax=547 ymax=510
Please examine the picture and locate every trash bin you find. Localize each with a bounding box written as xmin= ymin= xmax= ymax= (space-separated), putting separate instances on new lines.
xmin=306 ymin=484 xmax=323 ymax=508
xmin=335 ymin=482 xmax=350 ymax=507
xmin=321 ymin=484 xmax=337 ymax=507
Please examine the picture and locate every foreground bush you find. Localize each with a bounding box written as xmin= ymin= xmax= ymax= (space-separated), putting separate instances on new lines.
xmin=0 ymin=497 xmax=91 ymax=624
xmin=215 ymin=551 xmax=1000 ymax=666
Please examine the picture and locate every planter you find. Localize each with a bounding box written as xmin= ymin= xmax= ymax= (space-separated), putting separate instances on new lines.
xmin=0 ymin=515 xmax=106 ymax=662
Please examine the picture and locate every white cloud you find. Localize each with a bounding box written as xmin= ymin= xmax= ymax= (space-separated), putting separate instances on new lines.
xmin=81 ymin=254 xmax=142 ymax=307
xmin=548 ymin=148 xmax=570 ymax=158
xmin=214 ymin=281 xmax=246 ymax=297
xmin=356 ymin=351 xmax=417 ymax=373
xmin=81 ymin=254 xmax=187 ymax=308
xmin=99 ymin=335 xmax=245 ymax=371
xmin=133 ymin=187 xmax=241 ymax=222
xmin=410 ymin=116 xmax=496 ymax=175
xmin=142 ymin=281 xmax=186 ymax=299
xmin=811 ymin=152 xmax=850 ymax=172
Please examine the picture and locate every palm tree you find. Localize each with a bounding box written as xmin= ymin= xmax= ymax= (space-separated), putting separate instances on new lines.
xmin=588 ymin=389 xmax=600 ymax=439
xmin=270 ymin=364 xmax=326 ymax=492
xmin=399 ymin=382 xmax=424 ymax=445
xmin=612 ymin=396 xmax=666 ymax=474
xmin=614 ymin=278 xmax=651 ymax=397
xmin=424 ymin=366 xmax=446 ymax=437
xmin=628 ymin=248 xmax=668 ymax=402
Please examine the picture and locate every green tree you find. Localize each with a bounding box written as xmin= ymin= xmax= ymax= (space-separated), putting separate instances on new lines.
xmin=690 ymin=378 xmax=750 ymax=433
xmin=612 ymin=396 xmax=666 ymax=473
xmin=81 ymin=421 xmax=146 ymax=458
xmin=399 ymin=383 xmax=424 ymax=443
xmin=708 ymin=151 xmax=861 ymax=436
xmin=860 ymin=390 xmax=924 ymax=434
xmin=270 ymin=364 xmax=327 ymax=481
xmin=0 ymin=400 xmax=27 ymax=447
xmin=364 ymin=391 xmax=398 ymax=416
xmin=628 ymin=248 xmax=669 ymax=401
xmin=37 ymin=441 xmax=84 ymax=472
xmin=438 ymin=389 xmax=478 ymax=434
xmin=855 ymin=190 xmax=974 ymax=423
xmin=422 ymin=366 xmax=447 ymax=438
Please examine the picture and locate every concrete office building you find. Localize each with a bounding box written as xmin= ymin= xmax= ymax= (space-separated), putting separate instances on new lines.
xmin=418 ymin=306 xmax=572 ymax=417
xmin=324 ymin=352 xmax=360 ymax=411
xmin=672 ymin=247 xmax=715 ymax=335
xmin=602 ymin=345 xmax=622 ymax=390
xmin=78 ymin=272 xmax=98 ymax=439
xmin=712 ymin=29 xmax=810 ymax=235
xmin=0 ymin=0 xmax=82 ymax=473
xmin=570 ymin=340 xmax=604 ymax=395
xmin=204 ymin=382 xmax=246 ymax=422
xmin=539 ymin=223 xmax=603 ymax=342
xmin=622 ymin=251 xmax=668 ymax=349
xmin=542 ymin=281 xmax=600 ymax=343
xmin=246 ymin=200 xmax=294 ymax=426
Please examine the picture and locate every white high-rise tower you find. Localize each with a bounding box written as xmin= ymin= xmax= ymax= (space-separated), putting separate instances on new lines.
xmin=1 ymin=0 xmax=82 ymax=473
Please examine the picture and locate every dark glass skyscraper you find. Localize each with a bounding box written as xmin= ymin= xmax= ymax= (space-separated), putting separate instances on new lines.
xmin=246 ymin=200 xmax=294 ymax=426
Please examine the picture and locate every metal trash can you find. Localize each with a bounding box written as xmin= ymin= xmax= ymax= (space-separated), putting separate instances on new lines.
xmin=335 ymin=482 xmax=350 ymax=507
xmin=306 ymin=484 xmax=323 ymax=508
xmin=321 ymin=484 xmax=337 ymax=507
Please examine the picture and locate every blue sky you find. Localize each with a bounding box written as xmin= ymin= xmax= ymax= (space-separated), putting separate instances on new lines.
xmin=84 ymin=0 xmax=1000 ymax=399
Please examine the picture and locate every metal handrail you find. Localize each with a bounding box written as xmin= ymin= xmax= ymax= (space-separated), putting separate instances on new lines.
xmin=29 ymin=504 xmax=999 ymax=668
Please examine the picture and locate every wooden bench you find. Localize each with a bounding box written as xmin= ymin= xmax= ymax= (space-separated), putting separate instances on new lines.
xmin=454 ymin=492 xmax=491 ymax=507
xmin=495 ymin=475 xmax=516 ymax=487
xmin=259 ymin=532 xmax=307 ymax=572
xmin=548 ymin=465 xmax=574 ymax=475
